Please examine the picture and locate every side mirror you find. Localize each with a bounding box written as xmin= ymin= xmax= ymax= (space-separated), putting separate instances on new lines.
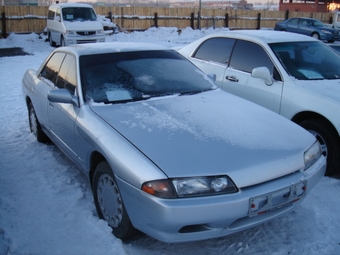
xmin=207 ymin=73 xmax=217 ymax=83
xmin=48 ymin=89 xmax=79 ymax=107
xmin=251 ymin=67 xmax=273 ymax=86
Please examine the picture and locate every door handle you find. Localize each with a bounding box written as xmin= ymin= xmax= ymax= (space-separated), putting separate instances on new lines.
xmin=226 ymin=76 xmax=239 ymax=82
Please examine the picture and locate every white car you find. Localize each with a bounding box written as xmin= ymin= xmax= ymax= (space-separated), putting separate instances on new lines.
xmin=22 ymin=42 xmax=325 ymax=243
xmin=179 ymin=30 xmax=340 ymax=177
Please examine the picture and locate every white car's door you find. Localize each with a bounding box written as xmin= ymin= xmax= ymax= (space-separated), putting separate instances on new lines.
xmin=45 ymin=53 xmax=80 ymax=160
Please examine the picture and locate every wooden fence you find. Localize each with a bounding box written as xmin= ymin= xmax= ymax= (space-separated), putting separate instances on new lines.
xmin=0 ymin=5 xmax=335 ymax=38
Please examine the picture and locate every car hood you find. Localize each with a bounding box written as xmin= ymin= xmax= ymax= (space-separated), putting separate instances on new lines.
xmin=64 ymin=20 xmax=102 ymax=30
xmin=298 ymin=79 xmax=340 ymax=101
xmin=90 ymin=90 xmax=315 ymax=188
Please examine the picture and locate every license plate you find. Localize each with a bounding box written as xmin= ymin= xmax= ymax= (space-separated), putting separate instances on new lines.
xmin=248 ymin=181 xmax=307 ymax=217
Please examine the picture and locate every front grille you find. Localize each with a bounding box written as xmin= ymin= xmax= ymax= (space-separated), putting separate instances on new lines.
xmin=77 ymin=31 xmax=96 ymax=36
xmin=77 ymin=40 xmax=97 ymax=44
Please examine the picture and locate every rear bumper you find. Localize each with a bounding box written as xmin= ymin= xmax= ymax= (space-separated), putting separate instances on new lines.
xmin=118 ymin=156 xmax=326 ymax=243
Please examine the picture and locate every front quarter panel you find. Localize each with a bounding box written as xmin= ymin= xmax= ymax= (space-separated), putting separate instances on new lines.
xmin=74 ymin=105 xmax=167 ymax=188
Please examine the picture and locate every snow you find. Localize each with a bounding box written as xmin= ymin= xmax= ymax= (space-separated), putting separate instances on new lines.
xmin=1 ymin=27 xmax=340 ymax=255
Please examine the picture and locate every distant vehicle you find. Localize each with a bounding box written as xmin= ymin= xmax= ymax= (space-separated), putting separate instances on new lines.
xmin=274 ymin=17 xmax=340 ymax=42
xmin=325 ymin=11 xmax=340 ymax=30
xmin=47 ymin=3 xmax=105 ymax=46
xmin=178 ymin=30 xmax=340 ymax=176
xmin=21 ymin=42 xmax=325 ymax=243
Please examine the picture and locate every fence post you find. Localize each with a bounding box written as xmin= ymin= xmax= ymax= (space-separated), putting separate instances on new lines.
xmin=225 ymin=13 xmax=228 ymax=28
xmin=190 ymin=12 xmax=194 ymax=29
xmin=154 ymin=12 xmax=158 ymax=28
xmin=198 ymin=10 xmax=201 ymax=30
xmin=108 ymin=11 xmax=112 ymax=22
xmin=257 ymin=13 xmax=261 ymax=30
xmin=285 ymin=10 xmax=289 ymax=20
xmin=1 ymin=12 xmax=7 ymax=39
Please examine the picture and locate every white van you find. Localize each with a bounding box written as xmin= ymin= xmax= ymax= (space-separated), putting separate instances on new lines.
xmin=47 ymin=3 xmax=105 ymax=46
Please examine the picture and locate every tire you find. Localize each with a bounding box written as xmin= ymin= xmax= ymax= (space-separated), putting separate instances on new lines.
xmin=311 ymin=33 xmax=320 ymax=40
xmin=60 ymin=36 xmax=66 ymax=47
xmin=92 ymin=161 xmax=136 ymax=240
xmin=280 ymin=28 xmax=287 ymax=31
xmin=327 ymin=40 xmax=335 ymax=43
xmin=299 ymin=119 xmax=340 ymax=176
xmin=28 ymin=102 xmax=49 ymax=143
xmin=48 ymin=32 xmax=56 ymax=47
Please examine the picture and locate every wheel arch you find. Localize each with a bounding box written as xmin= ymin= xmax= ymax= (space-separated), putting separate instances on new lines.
xmin=88 ymin=151 xmax=106 ymax=189
xmin=291 ymin=111 xmax=339 ymax=137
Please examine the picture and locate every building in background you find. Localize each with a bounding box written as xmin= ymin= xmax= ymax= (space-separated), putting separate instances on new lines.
xmin=279 ymin=0 xmax=340 ymax=12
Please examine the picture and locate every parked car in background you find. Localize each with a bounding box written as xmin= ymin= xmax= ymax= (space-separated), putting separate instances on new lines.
xmin=274 ymin=17 xmax=340 ymax=42
xmin=47 ymin=3 xmax=105 ymax=46
xmin=178 ymin=30 xmax=340 ymax=177
xmin=22 ymin=42 xmax=325 ymax=243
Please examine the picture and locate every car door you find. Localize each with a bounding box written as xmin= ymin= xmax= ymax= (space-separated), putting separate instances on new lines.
xmin=35 ymin=52 xmax=67 ymax=130
xmin=285 ymin=18 xmax=300 ymax=33
xmin=296 ymin=19 xmax=313 ymax=36
xmin=47 ymin=53 xmax=80 ymax=162
xmin=187 ymin=37 xmax=237 ymax=88
xmin=222 ymin=40 xmax=283 ymax=113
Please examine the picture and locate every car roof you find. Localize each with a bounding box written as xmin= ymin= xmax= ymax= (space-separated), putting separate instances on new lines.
xmin=54 ymin=42 xmax=171 ymax=56
xmin=198 ymin=30 xmax=318 ymax=44
xmin=49 ymin=3 xmax=94 ymax=8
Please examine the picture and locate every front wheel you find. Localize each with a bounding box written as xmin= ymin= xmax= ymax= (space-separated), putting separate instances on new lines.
xmin=299 ymin=119 xmax=340 ymax=176
xmin=92 ymin=161 xmax=136 ymax=240
xmin=311 ymin=33 xmax=320 ymax=40
xmin=60 ymin=36 xmax=66 ymax=47
xmin=48 ymin=32 xmax=56 ymax=47
xmin=28 ymin=102 xmax=49 ymax=143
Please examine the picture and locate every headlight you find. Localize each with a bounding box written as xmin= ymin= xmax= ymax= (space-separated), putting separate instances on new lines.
xmin=65 ymin=30 xmax=76 ymax=35
xmin=304 ymin=141 xmax=322 ymax=170
xmin=96 ymin=29 xmax=104 ymax=35
xmin=321 ymin=30 xmax=331 ymax=34
xmin=142 ymin=176 xmax=237 ymax=199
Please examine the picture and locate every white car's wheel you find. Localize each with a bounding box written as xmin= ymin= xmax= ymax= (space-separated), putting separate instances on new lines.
xmin=28 ymin=102 xmax=49 ymax=143
xmin=299 ymin=119 xmax=340 ymax=176
xmin=48 ymin=32 xmax=56 ymax=47
xmin=92 ymin=161 xmax=136 ymax=240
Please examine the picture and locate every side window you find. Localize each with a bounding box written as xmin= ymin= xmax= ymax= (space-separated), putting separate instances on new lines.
xmin=288 ymin=18 xmax=299 ymax=25
xmin=229 ymin=40 xmax=275 ymax=74
xmin=56 ymin=54 xmax=77 ymax=94
xmin=40 ymin=52 xmax=66 ymax=85
xmin=47 ymin=7 xmax=56 ymax=20
xmin=193 ymin=37 xmax=236 ymax=64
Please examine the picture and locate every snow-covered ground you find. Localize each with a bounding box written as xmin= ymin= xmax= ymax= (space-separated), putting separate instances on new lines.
xmin=0 ymin=27 xmax=340 ymax=255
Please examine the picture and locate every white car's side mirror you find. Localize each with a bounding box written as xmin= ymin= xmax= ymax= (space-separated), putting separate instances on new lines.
xmin=251 ymin=67 xmax=273 ymax=86
xmin=207 ymin=73 xmax=217 ymax=83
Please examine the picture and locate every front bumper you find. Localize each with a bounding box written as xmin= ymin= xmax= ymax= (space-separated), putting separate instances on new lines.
xmin=63 ymin=34 xmax=105 ymax=46
xmin=117 ymin=156 xmax=326 ymax=243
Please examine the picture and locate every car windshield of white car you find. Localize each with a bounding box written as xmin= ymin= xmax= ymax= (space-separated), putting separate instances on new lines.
xmin=270 ymin=41 xmax=340 ymax=80
xmin=80 ymin=50 xmax=216 ymax=104
xmin=62 ymin=7 xmax=97 ymax=22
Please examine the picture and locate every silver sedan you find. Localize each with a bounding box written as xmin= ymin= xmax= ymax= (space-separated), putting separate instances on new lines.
xmin=22 ymin=42 xmax=326 ymax=243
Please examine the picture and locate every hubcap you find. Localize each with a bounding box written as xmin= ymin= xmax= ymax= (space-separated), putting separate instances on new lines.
xmin=309 ymin=130 xmax=327 ymax=157
xmin=96 ymin=174 xmax=123 ymax=228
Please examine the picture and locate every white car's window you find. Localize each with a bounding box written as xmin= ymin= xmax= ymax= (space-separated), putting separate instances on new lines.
xmin=56 ymin=54 xmax=77 ymax=94
xmin=193 ymin=37 xmax=236 ymax=64
xmin=80 ymin=51 xmax=216 ymax=104
xmin=62 ymin=7 xmax=97 ymax=21
xmin=40 ymin=52 xmax=66 ymax=85
xmin=270 ymin=41 xmax=340 ymax=80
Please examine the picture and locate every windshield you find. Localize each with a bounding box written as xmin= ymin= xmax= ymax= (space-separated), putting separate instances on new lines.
xmin=62 ymin=7 xmax=97 ymax=21
xmin=270 ymin=41 xmax=340 ymax=80
xmin=80 ymin=50 xmax=215 ymax=104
